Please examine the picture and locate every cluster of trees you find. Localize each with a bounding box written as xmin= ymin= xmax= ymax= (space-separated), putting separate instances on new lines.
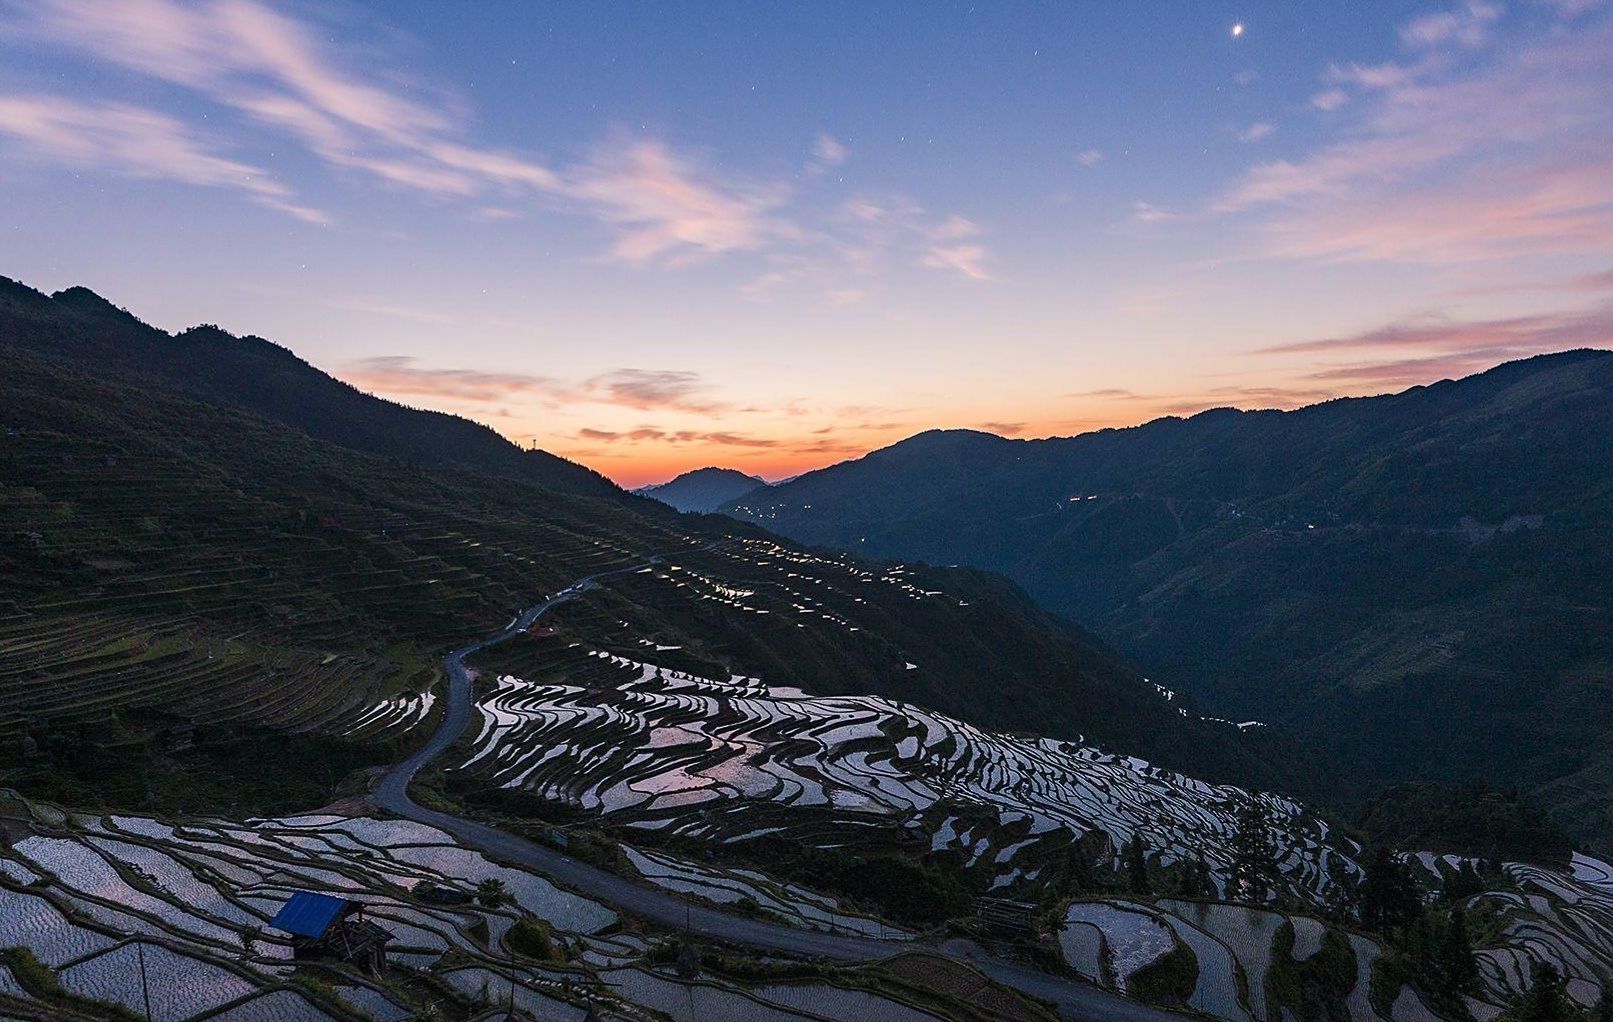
xmin=1121 ymin=832 xmax=1216 ymax=898
xmin=1358 ymin=783 xmax=1573 ymax=866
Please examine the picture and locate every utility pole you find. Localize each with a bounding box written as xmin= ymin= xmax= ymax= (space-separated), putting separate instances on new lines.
xmin=136 ymin=940 xmax=153 ymax=1022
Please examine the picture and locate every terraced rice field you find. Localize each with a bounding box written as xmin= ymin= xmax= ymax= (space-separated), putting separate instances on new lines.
xmin=1159 ymin=901 xmax=1284 ymax=1020
xmin=456 ymin=643 xmax=1359 ymax=902
xmin=623 ymin=846 xmax=909 ymax=937
xmin=1156 ymin=910 xmax=1252 ymax=1022
xmin=0 ymin=791 xmax=641 ymax=1020
xmin=0 ymin=790 xmax=1024 ymax=1022
xmin=1290 ymin=916 xmax=1325 ymax=961
xmin=1052 ymin=898 xmax=1429 ymax=1022
xmin=1057 ymin=919 xmax=1106 ymax=983
xmin=0 ymin=425 xmax=702 ymax=742
xmin=1061 ymin=902 xmax=1174 ymax=992
xmin=1467 ymin=854 xmax=1613 ymax=1008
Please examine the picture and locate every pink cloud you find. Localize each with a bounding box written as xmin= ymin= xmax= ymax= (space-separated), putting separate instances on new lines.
xmin=343 ymin=357 xmax=737 ymax=417
xmin=564 ymin=140 xmax=790 ymax=265
xmin=3 ymin=0 xmax=993 ymax=278
xmin=1399 ymin=0 xmax=1502 ymax=49
xmin=1310 ymin=88 xmax=1350 ymax=111
xmin=4 ymin=0 xmax=556 ymax=207
xmin=922 ymin=243 xmax=991 ymax=281
xmin=0 ymin=93 xmax=323 ymax=221
xmin=342 ymin=357 xmax=565 ymax=404
xmin=812 ymin=134 xmax=848 ymax=167
xmin=584 ymin=368 xmax=729 ymax=415
xmin=1259 ymin=303 xmax=1613 ymax=356
xmin=1250 ymin=303 xmax=1613 ymax=390
xmin=1218 ymin=13 xmax=1613 ymax=265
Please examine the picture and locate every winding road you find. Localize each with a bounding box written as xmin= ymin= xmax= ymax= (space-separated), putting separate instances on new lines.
xmin=373 ymin=558 xmax=1185 ymax=1022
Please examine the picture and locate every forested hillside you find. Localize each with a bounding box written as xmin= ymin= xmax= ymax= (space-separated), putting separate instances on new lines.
xmin=0 ymin=282 xmax=1306 ymax=810
xmin=726 ymin=352 xmax=1613 ymax=846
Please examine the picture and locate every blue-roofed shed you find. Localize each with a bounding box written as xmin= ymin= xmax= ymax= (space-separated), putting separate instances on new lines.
xmin=270 ymin=891 xmax=354 ymax=938
xmin=270 ymin=891 xmax=393 ymax=972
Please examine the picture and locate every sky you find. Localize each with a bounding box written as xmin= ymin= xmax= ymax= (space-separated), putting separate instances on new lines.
xmin=1 ymin=0 xmax=1610 ymax=487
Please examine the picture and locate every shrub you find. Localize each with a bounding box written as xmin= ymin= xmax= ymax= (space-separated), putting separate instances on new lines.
xmin=506 ymin=918 xmax=563 ymax=962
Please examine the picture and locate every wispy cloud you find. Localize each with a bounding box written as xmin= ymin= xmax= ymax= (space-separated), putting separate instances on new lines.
xmin=1252 ymin=303 xmax=1613 ymax=389
xmin=1 ymin=0 xmax=985 ymax=276
xmin=1400 ymin=0 xmax=1502 ymax=48
xmin=812 ymin=133 xmax=848 ymax=168
xmin=1066 ymin=387 xmax=1143 ymax=399
xmin=585 ymin=369 xmax=728 ymax=415
xmin=342 ymin=356 xmax=563 ymax=404
xmin=565 ymin=140 xmax=790 ymax=266
xmin=4 ymin=0 xmax=553 ymax=202
xmin=1547 ymin=268 xmax=1613 ymax=292
xmin=1257 ymin=305 xmax=1613 ymax=356
xmin=0 ymin=93 xmax=323 ymax=221
xmin=343 ymin=357 xmax=731 ymax=415
xmin=806 ymin=198 xmax=997 ymax=286
xmin=921 ymin=242 xmax=991 ymax=281
xmin=1217 ymin=6 xmax=1613 ymax=265
xmin=1076 ymin=148 xmax=1105 ymax=167
xmin=1448 ymin=266 xmax=1613 ymax=297
xmin=577 ymin=427 xmax=779 ymax=448
xmin=1238 ymin=122 xmax=1275 ymax=143
xmin=1133 ymin=201 xmax=1178 ymax=223
xmin=1155 ymin=384 xmax=1338 ymax=416
xmin=1310 ymin=88 xmax=1351 ymax=111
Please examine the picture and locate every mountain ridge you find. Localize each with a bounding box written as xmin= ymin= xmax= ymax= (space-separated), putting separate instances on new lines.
xmin=0 ymin=275 xmax=623 ymax=501
xmin=0 ymin=277 xmax=1317 ymax=804
xmin=723 ymin=349 xmax=1613 ymax=846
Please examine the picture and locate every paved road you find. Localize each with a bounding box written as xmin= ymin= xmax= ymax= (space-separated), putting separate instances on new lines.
xmin=374 ymin=559 xmax=1186 ymax=1022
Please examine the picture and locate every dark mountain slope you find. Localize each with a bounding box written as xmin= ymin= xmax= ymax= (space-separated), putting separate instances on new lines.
xmin=0 ymin=276 xmax=618 ymax=500
xmin=638 ymin=466 xmax=766 ymax=512
xmin=0 ymin=289 xmax=1314 ymax=804
xmin=726 ymin=351 xmax=1613 ymax=844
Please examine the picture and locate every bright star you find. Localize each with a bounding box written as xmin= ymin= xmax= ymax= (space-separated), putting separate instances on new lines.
xmin=1231 ymin=22 xmax=1245 ymax=37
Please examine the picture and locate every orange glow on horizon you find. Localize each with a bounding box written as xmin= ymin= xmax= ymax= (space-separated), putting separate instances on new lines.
xmin=551 ymin=407 xmax=1179 ymax=489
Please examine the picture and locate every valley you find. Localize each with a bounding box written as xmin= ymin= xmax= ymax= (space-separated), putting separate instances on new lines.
xmin=4 ymin=1 xmax=1609 ymax=1019
xmin=3 ymin=555 xmax=1613 ymax=1022
xmin=1 ymin=279 xmax=1609 ymax=1022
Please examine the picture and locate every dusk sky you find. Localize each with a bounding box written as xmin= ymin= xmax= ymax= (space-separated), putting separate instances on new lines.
xmin=2 ymin=0 xmax=1610 ymax=486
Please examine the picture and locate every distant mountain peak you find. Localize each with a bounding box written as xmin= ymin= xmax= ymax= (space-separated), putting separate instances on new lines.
xmin=665 ymin=466 xmax=764 ymax=484
xmin=638 ymin=466 xmax=767 ymax=513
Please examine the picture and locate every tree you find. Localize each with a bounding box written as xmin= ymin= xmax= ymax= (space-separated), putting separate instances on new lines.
xmin=1360 ymin=847 xmax=1419 ymax=933
xmin=1231 ymin=799 xmax=1277 ymax=903
xmin=1439 ymin=907 xmax=1479 ymax=997
xmin=1519 ymin=961 xmax=1576 ymax=1022
xmin=1127 ymin=833 xmax=1153 ymax=895
xmin=1177 ymin=855 xmax=1212 ymax=898
xmin=475 ymin=877 xmax=511 ymax=908
xmin=1058 ymin=839 xmax=1096 ymax=896
xmin=1443 ymin=859 xmax=1486 ymax=903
